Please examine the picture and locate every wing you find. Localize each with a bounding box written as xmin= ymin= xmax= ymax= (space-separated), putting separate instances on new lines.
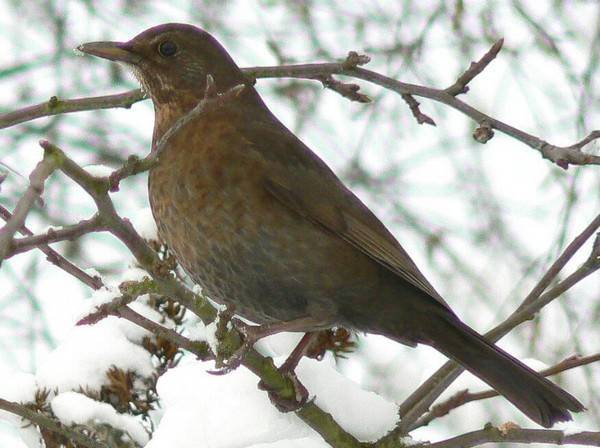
xmin=242 ymin=112 xmax=449 ymax=308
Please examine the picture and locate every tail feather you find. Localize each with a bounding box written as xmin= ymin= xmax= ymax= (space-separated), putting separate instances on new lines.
xmin=420 ymin=313 xmax=584 ymax=427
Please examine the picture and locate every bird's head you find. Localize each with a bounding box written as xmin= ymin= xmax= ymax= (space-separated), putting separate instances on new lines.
xmin=78 ymin=23 xmax=247 ymax=107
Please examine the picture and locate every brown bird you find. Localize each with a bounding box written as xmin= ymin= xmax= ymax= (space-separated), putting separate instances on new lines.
xmin=79 ymin=23 xmax=584 ymax=427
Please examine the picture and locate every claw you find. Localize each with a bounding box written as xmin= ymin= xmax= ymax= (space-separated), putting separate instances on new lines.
xmin=208 ymin=319 xmax=262 ymax=375
xmin=258 ymin=370 xmax=309 ymax=412
xmin=207 ymin=317 xmax=323 ymax=376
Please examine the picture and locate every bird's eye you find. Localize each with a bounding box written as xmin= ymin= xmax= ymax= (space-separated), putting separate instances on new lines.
xmin=158 ymin=40 xmax=178 ymax=57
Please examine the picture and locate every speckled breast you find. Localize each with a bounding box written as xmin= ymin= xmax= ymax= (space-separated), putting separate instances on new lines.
xmin=147 ymin=115 xmax=348 ymax=325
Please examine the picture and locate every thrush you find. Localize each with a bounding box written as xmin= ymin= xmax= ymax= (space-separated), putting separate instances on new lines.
xmin=79 ymin=23 xmax=584 ymax=427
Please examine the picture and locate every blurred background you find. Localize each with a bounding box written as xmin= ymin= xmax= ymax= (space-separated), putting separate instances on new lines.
xmin=0 ymin=0 xmax=598 ymax=445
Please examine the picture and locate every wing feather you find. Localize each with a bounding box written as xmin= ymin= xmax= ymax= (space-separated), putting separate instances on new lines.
xmin=264 ymin=176 xmax=448 ymax=307
xmin=244 ymin=112 xmax=448 ymax=308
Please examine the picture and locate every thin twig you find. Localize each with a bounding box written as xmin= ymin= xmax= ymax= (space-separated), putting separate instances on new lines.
xmin=2 ymin=49 xmax=598 ymax=168
xmin=7 ymin=214 xmax=107 ymax=257
xmin=117 ymin=306 xmax=212 ymax=359
xmin=423 ymin=426 xmax=600 ymax=448
xmin=0 ymin=149 xmax=58 ymax=263
xmin=151 ymin=82 xmax=246 ymax=158
xmin=39 ymin=140 xmax=215 ymax=321
xmin=312 ymin=74 xmax=372 ymax=103
xmin=400 ymin=94 xmax=436 ymax=126
xmin=0 ymin=90 xmax=144 ymax=129
xmin=445 ymin=38 xmax=504 ymax=96
xmin=107 ymin=155 xmax=158 ymax=192
xmin=0 ymin=205 xmax=103 ymax=289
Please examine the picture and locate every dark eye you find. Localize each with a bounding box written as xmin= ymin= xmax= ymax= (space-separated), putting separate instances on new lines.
xmin=158 ymin=40 xmax=178 ymax=57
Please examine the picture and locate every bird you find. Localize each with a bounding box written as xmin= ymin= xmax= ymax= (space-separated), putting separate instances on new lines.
xmin=78 ymin=23 xmax=584 ymax=428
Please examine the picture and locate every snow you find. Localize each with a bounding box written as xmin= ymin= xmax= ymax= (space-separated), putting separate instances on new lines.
xmin=83 ymin=267 xmax=102 ymax=279
xmin=36 ymin=315 xmax=154 ymax=393
xmin=5 ymin=312 xmax=418 ymax=448
xmin=146 ymin=349 xmax=398 ymax=448
xmin=128 ymin=207 xmax=158 ymax=241
xmin=296 ymin=356 xmax=398 ymax=440
xmin=248 ymin=437 xmax=328 ymax=448
xmin=120 ymin=267 xmax=151 ymax=283
xmin=0 ymin=372 xmax=36 ymax=404
xmin=399 ymin=435 xmax=421 ymax=446
xmin=0 ymin=372 xmax=41 ymax=448
xmin=146 ymin=359 xmax=313 ymax=448
xmin=255 ymin=333 xmax=305 ymax=358
xmin=52 ymin=391 xmax=149 ymax=445
xmin=186 ymin=320 xmax=219 ymax=354
xmin=74 ymin=285 xmax=120 ymax=323
xmin=129 ymin=300 xmax=177 ymax=333
xmin=84 ymin=164 xmax=114 ymax=177
xmin=0 ymin=301 xmax=175 ymax=447
xmin=89 ymin=286 xmax=121 ymax=307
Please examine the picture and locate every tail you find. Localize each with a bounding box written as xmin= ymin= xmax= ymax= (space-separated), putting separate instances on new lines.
xmin=420 ymin=313 xmax=584 ymax=427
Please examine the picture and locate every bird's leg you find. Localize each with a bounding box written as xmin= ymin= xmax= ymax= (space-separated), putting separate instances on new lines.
xmin=210 ymin=316 xmax=323 ymax=375
xmin=279 ymin=332 xmax=318 ymax=373
xmin=256 ymin=332 xmax=318 ymax=412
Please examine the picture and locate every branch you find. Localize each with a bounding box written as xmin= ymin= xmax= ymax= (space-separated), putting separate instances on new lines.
xmin=400 ymin=94 xmax=436 ymax=126
xmin=0 ymin=148 xmax=58 ymax=263
xmin=0 ymin=90 xmax=144 ymax=129
xmin=0 ymin=398 xmax=106 ymax=448
xmin=445 ymin=38 xmax=504 ymax=96
xmin=6 ymin=214 xmax=107 ymax=257
xmin=107 ymin=154 xmax=158 ymax=192
xmin=392 ymin=213 xmax=600 ymax=435
xmin=3 ymin=45 xmax=598 ymax=167
xmin=117 ymin=306 xmax=212 ymax=359
xmin=424 ymin=425 xmax=600 ymax=448
xmin=539 ymin=130 xmax=600 ymax=169
xmin=312 ymin=74 xmax=372 ymax=103
xmin=152 ymin=77 xmax=246 ymax=158
xmin=0 ymin=205 xmax=103 ymax=289
xmin=38 ymin=140 xmax=214 ymax=318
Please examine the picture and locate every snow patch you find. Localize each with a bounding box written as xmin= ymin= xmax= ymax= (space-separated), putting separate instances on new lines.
xmin=120 ymin=267 xmax=150 ymax=283
xmin=84 ymin=164 xmax=114 ymax=177
xmin=36 ymin=317 xmax=154 ymax=393
xmin=187 ymin=320 xmax=219 ymax=354
xmin=146 ymin=356 xmax=398 ymax=447
xmin=128 ymin=207 xmax=158 ymax=241
xmin=52 ymin=391 xmax=148 ymax=445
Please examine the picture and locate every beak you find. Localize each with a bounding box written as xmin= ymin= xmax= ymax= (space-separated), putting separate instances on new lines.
xmin=77 ymin=41 xmax=141 ymax=64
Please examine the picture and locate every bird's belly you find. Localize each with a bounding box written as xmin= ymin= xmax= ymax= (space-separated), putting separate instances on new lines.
xmin=148 ymin=149 xmax=377 ymax=325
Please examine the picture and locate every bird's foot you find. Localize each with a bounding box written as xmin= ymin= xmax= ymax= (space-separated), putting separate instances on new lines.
xmin=258 ymin=369 xmax=310 ymax=413
xmin=209 ymin=317 xmax=258 ymax=375
xmin=210 ymin=317 xmax=326 ymax=375
xmin=255 ymin=333 xmax=317 ymax=412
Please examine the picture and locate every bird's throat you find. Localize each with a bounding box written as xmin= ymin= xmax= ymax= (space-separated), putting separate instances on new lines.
xmin=151 ymin=100 xmax=200 ymax=148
